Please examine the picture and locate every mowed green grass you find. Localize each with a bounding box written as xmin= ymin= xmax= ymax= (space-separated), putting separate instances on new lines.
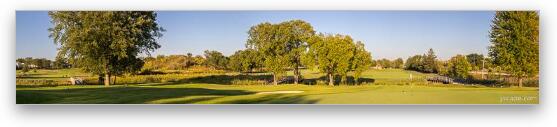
xmin=16 ymin=69 xmax=539 ymax=104
xmin=17 ymin=68 xmax=90 ymax=80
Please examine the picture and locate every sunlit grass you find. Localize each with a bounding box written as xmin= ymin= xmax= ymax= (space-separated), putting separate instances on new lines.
xmin=16 ymin=68 xmax=539 ymax=104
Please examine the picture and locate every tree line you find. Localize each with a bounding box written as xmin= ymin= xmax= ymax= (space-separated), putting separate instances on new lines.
xmin=402 ymin=49 xmax=490 ymax=80
xmin=244 ymin=20 xmax=373 ymax=85
xmin=16 ymin=57 xmax=70 ymax=70
xmin=399 ymin=11 xmax=539 ymax=87
xmin=44 ymin=11 xmax=537 ymax=87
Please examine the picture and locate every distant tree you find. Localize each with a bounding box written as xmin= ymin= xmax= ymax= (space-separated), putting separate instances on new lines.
xmin=393 ymin=58 xmax=404 ymax=69
xmin=193 ymin=55 xmax=206 ymax=66
xmin=21 ymin=65 xmax=30 ymax=74
xmin=16 ymin=58 xmax=25 ymax=64
xmin=228 ymin=49 xmax=263 ymax=72
xmin=423 ymin=48 xmax=438 ymax=73
xmin=489 ymin=11 xmax=539 ymax=87
xmin=405 ymin=55 xmax=424 ymax=71
xmin=49 ymin=11 xmax=164 ymax=86
xmin=436 ymin=60 xmax=450 ymax=76
xmin=53 ymin=57 xmax=71 ymax=69
xmin=183 ymin=53 xmax=196 ymax=68
xmin=369 ymin=60 xmax=378 ymax=67
xmin=466 ymin=53 xmax=485 ymax=71
xmin=404 ymin=49 xmax=438 ymax=73
xmin=204 ymin=50 xmax=229 ymax=70
xmin=16 ymin=57 xmax=54 ymax=69
xmin=378 ymin=59 xmax=391 ymax=68
xmin=351 ymin=41 xmax=373 ymax=84
xmin=307 ymin=34 xmax=355 ymax=86
xmin=228 ymin=53 xmax=243 ymax=72
xmin=447 ymin=55 xmax=472 ymax=79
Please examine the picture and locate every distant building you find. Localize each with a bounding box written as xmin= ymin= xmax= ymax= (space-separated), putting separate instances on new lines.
xmin=15 ymin=62 xmax=39 ymax=69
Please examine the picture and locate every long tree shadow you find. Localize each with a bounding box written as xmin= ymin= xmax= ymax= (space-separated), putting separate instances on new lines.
xmin=302 ymin=75 xmax=375 ymax=85
xmin=146 ymin=73 xmax=375 ymax=86
xmin=217 ymin=94 xmax=319 ymax=104
xmin=17 ymin=86 xmax=322 ymax=104
xmin=172 ymin=74 xmax=273 ymax=85
xmin=16 ymin=86 xmax=254 ymax=104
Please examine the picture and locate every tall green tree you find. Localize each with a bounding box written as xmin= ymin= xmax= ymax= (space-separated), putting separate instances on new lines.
xmin=247 ymin=20 xmax=315 ymax=85
xmin=351 ymin=41 xmax=372 ymax=84
xmin=307 ymin=34 xmax=355 ymax=86
xmin=489 ymin=11 xmax=539 ymax=87
xmin=283 ymin=20 xmax=315 ymax=85
xmin=49 ymin=11 xmax=164 ymax=86
xmin=423 ymin=48 xmax=438 ymax=73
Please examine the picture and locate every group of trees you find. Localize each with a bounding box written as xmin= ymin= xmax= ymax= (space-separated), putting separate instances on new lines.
xmin=442 ymin=11 xmax=539 ymax=87
xmin=246 ymin=20 xmax=373 ymax=86
xmin=246 ymin=20 xmax=316 ymax=85
xmin=404 ymin=49 xmax=486 ymax=80
xmin=142 ymin=53 xmax=205 ymax=71
xmin=404 ymin=48 xmax=438 ymax=73
xmin=373 ymin=58 xmax=404 ymax=69
xmin=400 ymin=11 xmax=538 ymax=88
xmin=203 ymin=50 xmax=229 ymax=70
xmin=16 ymin=57 xmax=70 ymax=70
xmin=45 ymin=11 xmax=537 ymax=87
xmin=142 ymin=50 xmax=234 ymax=71
xmin=303 ymin=34 xmax=373 ymax=86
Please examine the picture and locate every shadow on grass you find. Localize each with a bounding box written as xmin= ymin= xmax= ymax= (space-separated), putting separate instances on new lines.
xmin=16 ymin=86 xmax=254 ymax=104
xmin=302 ymin=75 xmax=375 ymax=85
xmin=153 ymin=73 xmax=375 ymax=86
xmin=217 ymin=94 xmax=319 ymax=104
xmin=171 ymin=74 xmax=273 ymax=85
xmin=16 ymin=86 xmax=321 ymax=104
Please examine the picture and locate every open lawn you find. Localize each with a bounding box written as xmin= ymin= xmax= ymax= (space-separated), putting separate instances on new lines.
xmin=16 ymin=69 xmax=539 ymax=104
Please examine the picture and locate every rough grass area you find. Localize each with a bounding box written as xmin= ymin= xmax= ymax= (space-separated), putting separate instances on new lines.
xmin=16 ymin=68 xmax=539 ymax=104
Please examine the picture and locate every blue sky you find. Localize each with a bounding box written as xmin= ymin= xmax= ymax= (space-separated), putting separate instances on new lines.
xmin=16 ymin=11 xmax=494 ymax=60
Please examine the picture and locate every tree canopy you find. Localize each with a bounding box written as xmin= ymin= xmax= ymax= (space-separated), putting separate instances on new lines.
xmin=404 ymin=48 xmax=438 ymax=73
xmin=351 ymin=41 xmax=373 ymax=84
xmin=447 ymin=54 xmax=472 ymax=79
xmin=393 ymin=58 xmax=404 ymax=69
xmin=489 ymin=11 xmax=539 ymax=87
xmin=228 ymin=49 xmax=264 ymax=72
xmin=246 ymin=20 xmax=315 ymax=85
xmin=48 ymin=11 xmax=164 ymax=86
xmin=466 ymin=53 xmax=485 ymax=71
xmin=306 ymin=34 xmax=370 ymax=86
xmin=204 ymin=50 xmax=229 ymax=70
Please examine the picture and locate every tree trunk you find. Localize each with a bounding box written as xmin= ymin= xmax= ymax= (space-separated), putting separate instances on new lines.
xmin=328 ymin=73 xmax=334 ymax=86
xmin=113 ymin=75 xmax=117 ymax=85
xmin=341 ymin=75 xmax=347 ymax=85
xmin=98 ymin=75 xmax=103 ymax=85
xmin=104 ymin=73 xmax=111 ymax=86
xmin=355 ymin=77 xmax=359 ymax=85
xmin=294 ymin=64 xmax=299 ymax=85
xmin=273 ymin=74 xmax=278 ymax=85
xmin=518 ymin=77 xmax=523 ymax=88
